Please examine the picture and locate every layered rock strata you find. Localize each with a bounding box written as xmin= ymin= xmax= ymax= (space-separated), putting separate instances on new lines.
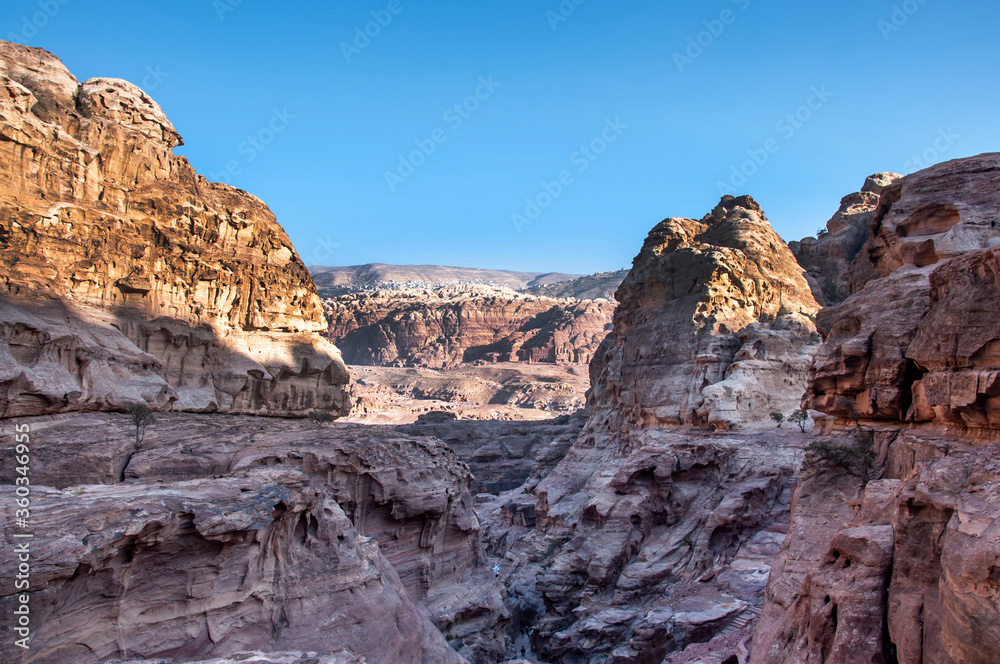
xmin=324 ymin=285 xmax=614 ymax=370
xmin=751 ymin=153 xmax=1000 ymax=664
xmin=0 ymin=41 xmax=349 ymax=417
xmin=0 ymin=413 xmax=507 ymax=664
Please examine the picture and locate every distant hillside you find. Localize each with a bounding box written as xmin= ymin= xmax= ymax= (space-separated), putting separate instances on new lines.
xmin=519 ymin=269 xmax=629 ymax=301
xmin=309 ymin=263 xmax=580 ymax=296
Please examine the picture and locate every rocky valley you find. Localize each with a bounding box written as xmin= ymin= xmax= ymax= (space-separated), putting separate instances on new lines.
xmin=3 ymin=39 xmax=1000 ymax=664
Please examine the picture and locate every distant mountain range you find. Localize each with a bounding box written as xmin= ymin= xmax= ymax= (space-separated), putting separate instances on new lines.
xmin=309 ymin=263 xmax=583 ymax=296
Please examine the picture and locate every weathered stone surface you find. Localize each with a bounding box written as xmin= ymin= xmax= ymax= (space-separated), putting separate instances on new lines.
xmin=0 ymin=42 xmax=349 ymax=417
xmin=0 ymin=413 xmax=510 ymax=664
xmin=588 ymin=195 xmax=820 ymax=432
xmin=753 ymin=155 xmax=1000 ymax=664
xmin=790 ymin=172 xmax=902 ymax=305
xmin=751 ymin=435 xmax=1000 ymax=664
xmin=324 ymin=285 xmax=614 ymax=370
xmin=806 ymin=154 xmax=1000 ymax=428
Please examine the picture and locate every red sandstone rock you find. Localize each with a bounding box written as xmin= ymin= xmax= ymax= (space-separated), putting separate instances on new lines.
xmin=324 ymin=285 xmax=614 ymax=370
xmin=0 ymin=41 xmax=349 ymax=417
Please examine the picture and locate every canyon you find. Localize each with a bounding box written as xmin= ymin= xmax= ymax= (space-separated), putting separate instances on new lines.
xmin=2 ymin=39 xmax=999 ymax=664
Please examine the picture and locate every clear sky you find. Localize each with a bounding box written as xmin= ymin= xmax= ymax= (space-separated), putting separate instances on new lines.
xmin=4 ymin=0 xmax=998 ymax=273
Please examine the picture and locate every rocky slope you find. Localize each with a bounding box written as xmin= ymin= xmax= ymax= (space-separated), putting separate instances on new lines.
xmin=520 ymin=269 xmax=628 ymax=302
xmin=324 ymin=285 xmax=615 ymax=370
xmin=0 ymin=41 xmax=348 ymax=417
xmin=790 ymin=172 xmax=902 ymax=305
xmin=751 ymin=153 xmax=1000 ymax=664
xmin=347 ymin=363 xmax=591 ymax=424
xmin=478 ymin=195 xmax=826 ymax=664
xmin=0 ymin=413 xmax=507 ymax=664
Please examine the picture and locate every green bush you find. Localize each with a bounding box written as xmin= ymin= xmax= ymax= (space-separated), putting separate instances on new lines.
xmin=804 ymin=425 xmax=876 ymax=483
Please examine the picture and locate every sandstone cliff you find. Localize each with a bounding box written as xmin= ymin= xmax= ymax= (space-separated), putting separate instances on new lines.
xmin=324 ymin=285 xmax=615 ymax=370
xmin=0 ymin=41 xmax=349 ymax=417
xmin=790 ymin=172 xmax=902 ymax=305
xmin=751 ymin=153 xmax=1000 ymax=664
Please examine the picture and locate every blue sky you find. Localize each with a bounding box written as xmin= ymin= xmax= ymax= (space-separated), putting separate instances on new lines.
xmin=4 ymin=0 xmax=998 ymax=274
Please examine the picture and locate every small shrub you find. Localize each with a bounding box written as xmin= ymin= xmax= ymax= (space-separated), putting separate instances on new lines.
xmin=789 ymin=410 xmax=810 ymax=433
xmin=804 ymin=424 xmax=877 ymax=483
xmin=127 ymin=403 xmax=155 ymax=447
xmin=770 ymin=412 xmax=785 ymax=428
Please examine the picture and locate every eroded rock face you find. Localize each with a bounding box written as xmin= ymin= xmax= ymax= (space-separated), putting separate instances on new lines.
xmin=752 ymin=154 xmax=1000 ymax=664
xmin=0 ymin=41 xmax=349 ymax=417
xmin=589 ymin=195 xmax=820 ymax=432
xmin=323 ymin=285 xmax=615 ymax=370
xmin=806 ymin=154 xmax=1000 ymax=428
xmin=479 ymin=197 xmax=824 ymax=663
xmin=790 ymin=172 xmax=902 ymax=305
xmin=0 ymin=413 xmax=508 ymax=664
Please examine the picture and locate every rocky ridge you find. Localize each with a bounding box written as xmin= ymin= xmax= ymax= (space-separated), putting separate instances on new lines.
xmin=324 ymin=285 xmax=615 ymax=370
xmin=751 ymin=153 xmax=1000 ymax=664
xmin=0 ymin=41 xmax=349 ymax=417
xmin=790 ymin=172 xmax=902 ymax=305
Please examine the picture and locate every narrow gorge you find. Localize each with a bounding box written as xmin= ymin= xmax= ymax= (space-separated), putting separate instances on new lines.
xmin=2 ymin=39 xmax=999 ymax=664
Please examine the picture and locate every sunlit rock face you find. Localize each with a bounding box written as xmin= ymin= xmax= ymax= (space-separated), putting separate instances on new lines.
xmin=0 ymin=41 xmax=349 ymax=417
xmin=588 ymin=194 xmax=821 ymax=434
xmin=790 ymin=171 xmax=902 ymax=306
xmin=324 ymin=285 xmax=615 ymax=370
xmin=752 ymin=154 xmax=1000 ymax=664
xmin=806 ymin=153 xmax=1000 ymax=429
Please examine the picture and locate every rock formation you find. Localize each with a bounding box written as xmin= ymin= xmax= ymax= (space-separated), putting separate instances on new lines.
xmin=480 ymin=196 xmax=825 ymax=663
xmin=520 ymin=269 xmax=628 ymax=302
xmin=324 ymin=285 xmax=615 ymax=370
xmin=0 ymin=413 xmax=507 ymax=664
xmin=0 ymin=41 xmax=349 ymax=417
xmin=751 ymin=153 xmax=1000 ymax=664
xmin=790 ymin=172 xmax=902 ymax=305
xmin=589 ymin=195 xmax=821 ymax=432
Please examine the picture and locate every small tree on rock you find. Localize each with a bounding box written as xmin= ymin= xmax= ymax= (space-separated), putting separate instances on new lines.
xmin=789 ymin=410 xmax=810 ymax=433
xmin=128 ymin=403 xmax=155 ymax=447
xmin=770 ymin=412 xmax=785 ymax=428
